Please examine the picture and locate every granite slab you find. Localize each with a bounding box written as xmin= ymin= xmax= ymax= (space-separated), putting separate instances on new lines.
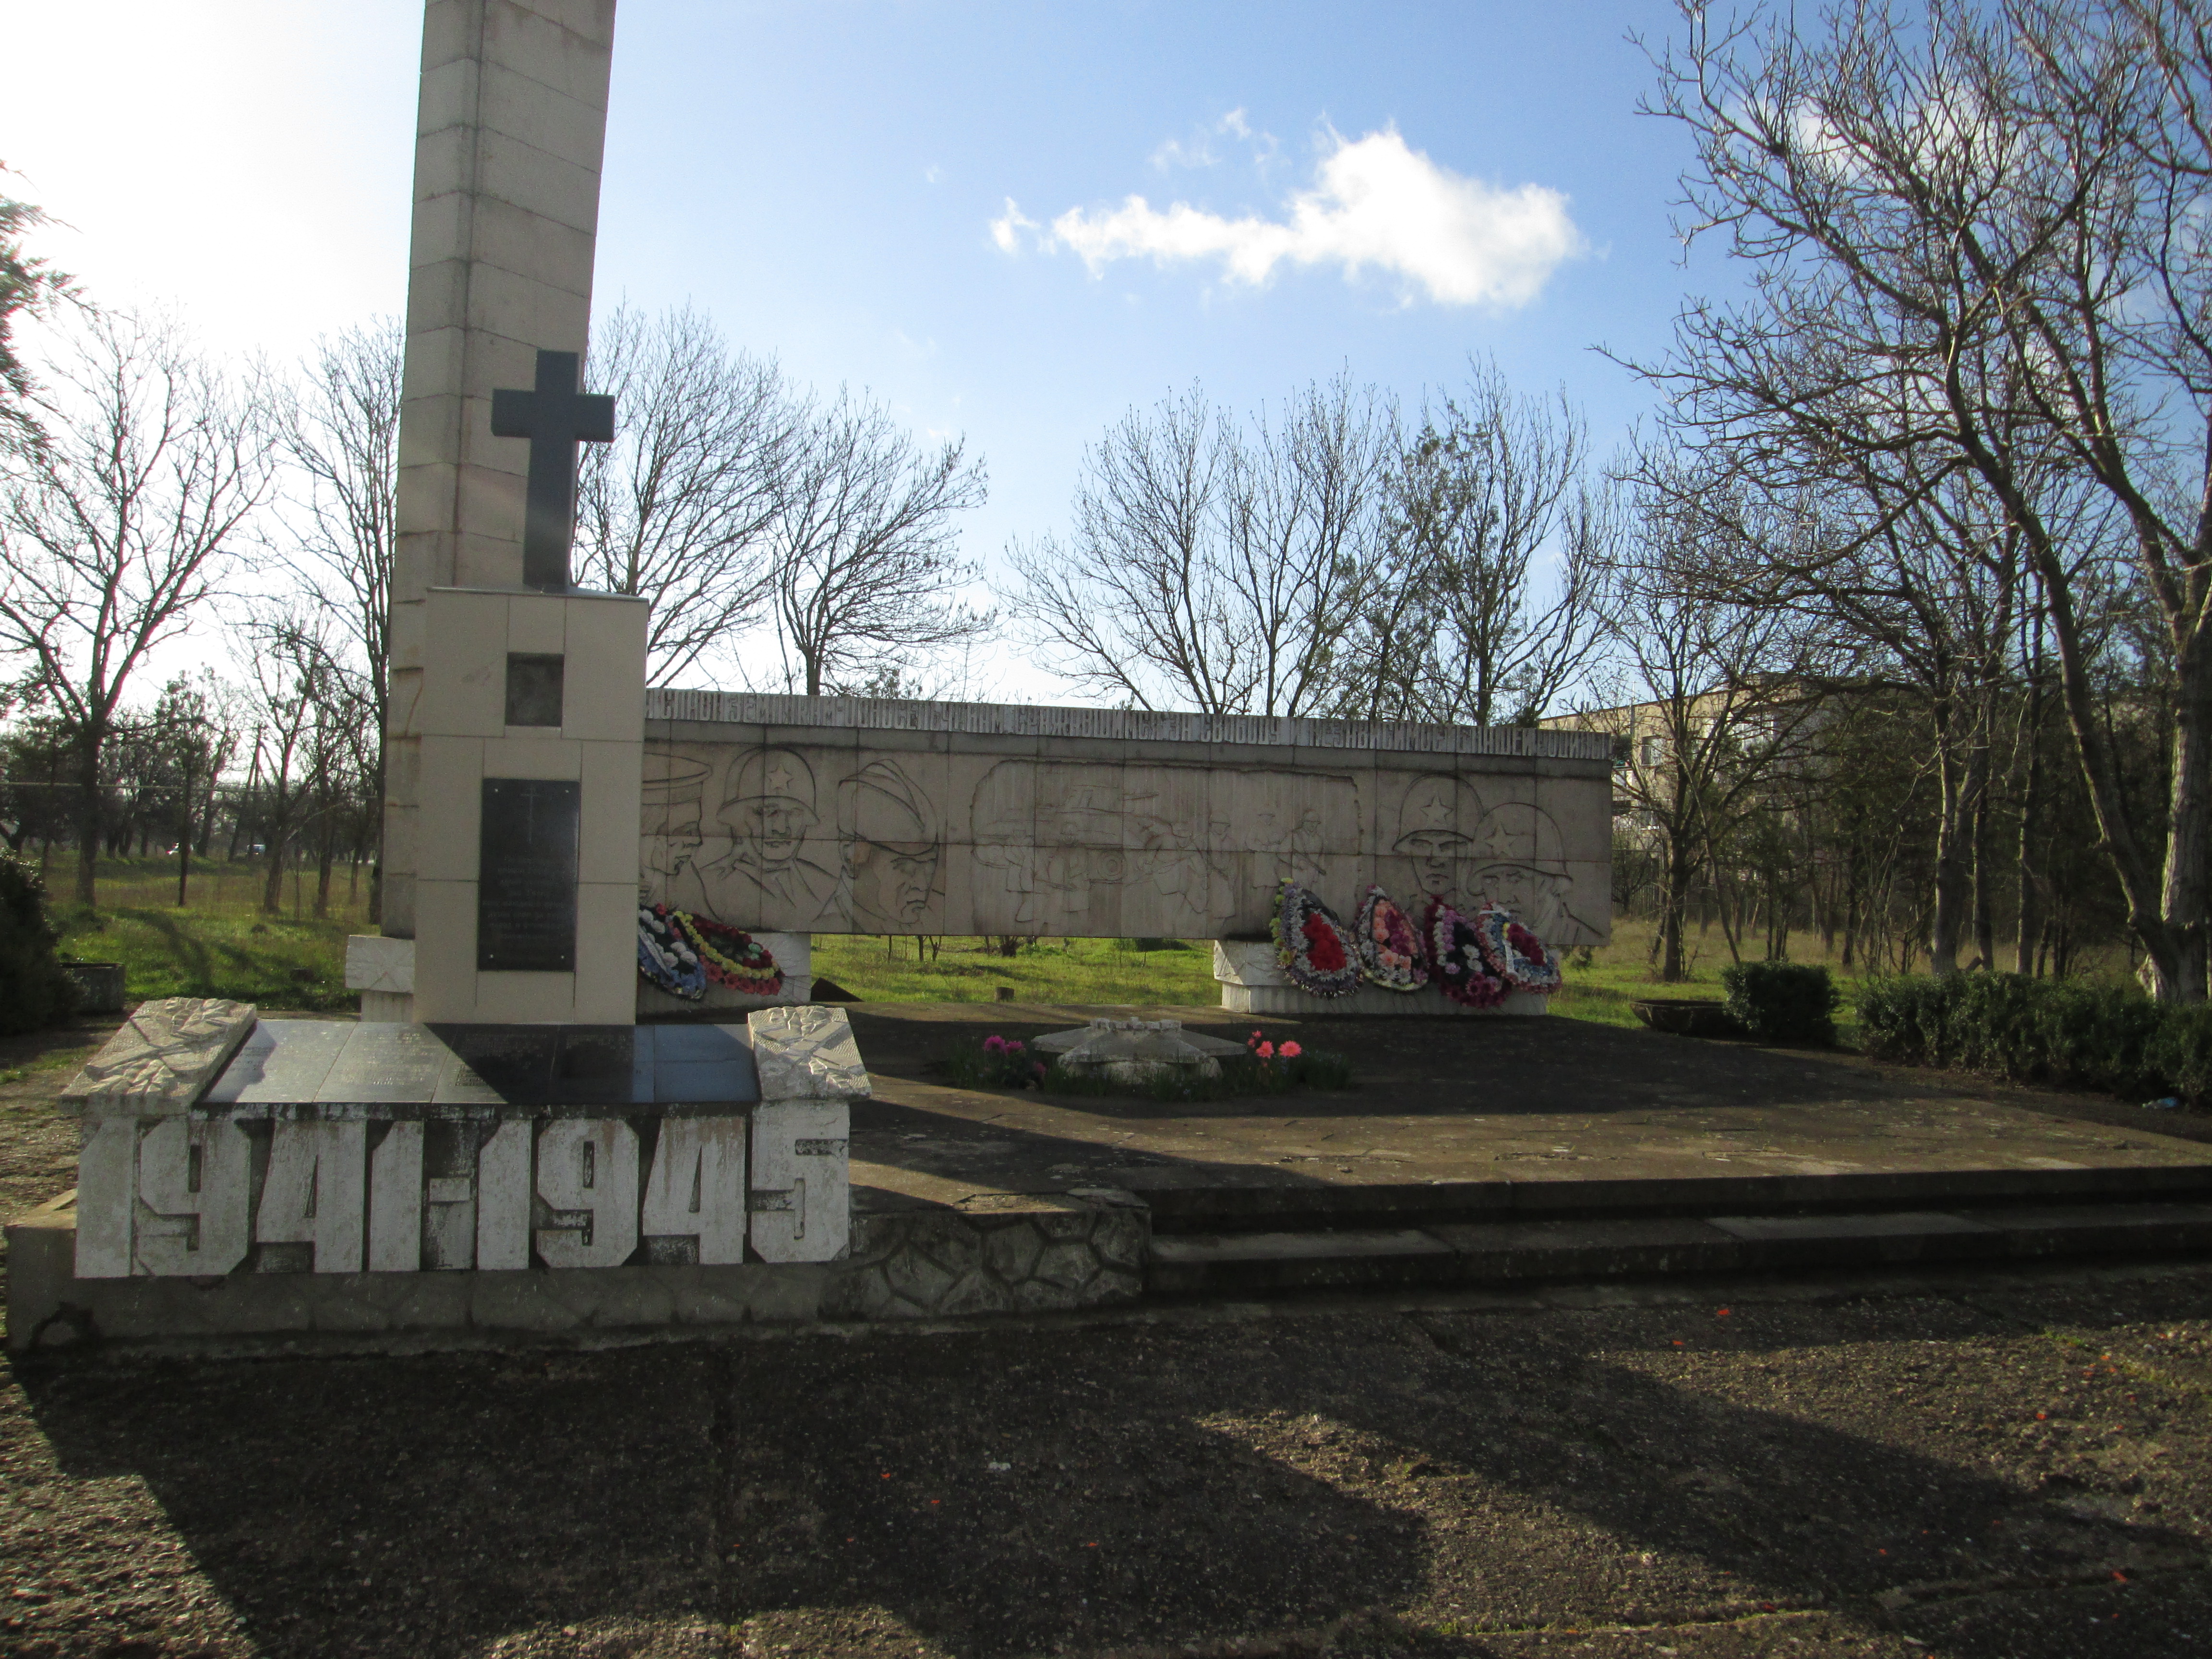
xmin=748 ymin=1006 xmax=869 ymax=1102
xmin=61 ymin=998 xmax=258 ymax=1119
xmin=193 ymin=1021 xmax=760 ymax=1118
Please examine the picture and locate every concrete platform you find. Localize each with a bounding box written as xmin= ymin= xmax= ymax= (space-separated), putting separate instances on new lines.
xmin=838 ymin=1001 xmax=2212 ymax=1305
xmin=843 ymin=1002 xmax=2212 ymax=1217
xmin=20 ymin=1000 xmax=2212 ymax=1348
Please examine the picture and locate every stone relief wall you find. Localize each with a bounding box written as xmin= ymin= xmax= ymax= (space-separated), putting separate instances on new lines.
xmin=641 ymin=695 xmax=1612 ymax=945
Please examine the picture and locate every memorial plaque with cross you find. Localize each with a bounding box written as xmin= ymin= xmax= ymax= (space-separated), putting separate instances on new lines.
xmin=490 ymin=349 xmax=616 ymax=592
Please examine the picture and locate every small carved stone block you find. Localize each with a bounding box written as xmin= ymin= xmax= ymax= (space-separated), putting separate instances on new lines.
xmin=60 ymin=998 xmax=257 ymax=1118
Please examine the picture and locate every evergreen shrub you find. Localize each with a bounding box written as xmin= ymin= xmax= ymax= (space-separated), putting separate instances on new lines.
xmin=0 ymin=855 xmax=78 ymax=1035
xmin=1855 ymin=971 xmax=2203 ymax=1100
xmin=1720 ymin=961 xmax=1839 ymax=1045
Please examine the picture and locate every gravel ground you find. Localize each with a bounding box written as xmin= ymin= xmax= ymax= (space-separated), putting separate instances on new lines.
xmin=3 ymin=1268 xmax=2212 ymax=1658
xmin=6 ymin=1018 xmax=2212 ymax=1657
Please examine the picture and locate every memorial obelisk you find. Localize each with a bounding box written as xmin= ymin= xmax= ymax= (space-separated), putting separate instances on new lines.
xmin=365 ymin=0 xmax=646 ymax=1024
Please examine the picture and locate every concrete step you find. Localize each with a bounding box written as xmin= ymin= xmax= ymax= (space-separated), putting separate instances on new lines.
xmin=1134 ymin=1165 xmax=2212 ymax=1235
xmin=1142 ymin=1202 xmax=2212 ymax=1296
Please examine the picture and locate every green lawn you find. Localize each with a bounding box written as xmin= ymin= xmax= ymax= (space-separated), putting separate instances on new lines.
xmin=811 ymin=934 xmax=1220 ymax=1005
xmin=49 ymin=852 xmax=368 ymax=1012
xmin=43 ymin=851 xmax=1887 ymax=1036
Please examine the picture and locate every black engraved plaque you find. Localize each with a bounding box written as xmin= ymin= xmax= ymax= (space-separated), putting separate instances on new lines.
xmin=477 ymin=778 xmax=580 ymax=972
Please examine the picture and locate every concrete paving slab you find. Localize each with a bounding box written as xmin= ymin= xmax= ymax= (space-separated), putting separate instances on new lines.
xmin=841 ymin=1003 xmax=2212 ymax=1226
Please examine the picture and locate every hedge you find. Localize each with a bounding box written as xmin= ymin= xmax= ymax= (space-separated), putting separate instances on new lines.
xmin=0 ymin=855 xmax=77 ymax=1035
xmin=1721 ymin=961 xmax=1839 ymax=1046
xmin=1855 ymin=970 xmax=2212 ymax=1102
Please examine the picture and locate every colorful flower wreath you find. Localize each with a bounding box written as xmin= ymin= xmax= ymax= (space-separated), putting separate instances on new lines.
xmin=637 ymin=904 xmax=783 ymax=1000
xmin=1271 ymin=881 xmax=1362 ymax=997
xmin=1424 ymin=895 xmax=1509 ymax=1009
xmin=1353 ymin=885 xmax=1428 ymax=991
xmin=638 ymin=904 xmax=705 ymax=999
xmin=1471 ymin=905 xmax=1562 ymax=994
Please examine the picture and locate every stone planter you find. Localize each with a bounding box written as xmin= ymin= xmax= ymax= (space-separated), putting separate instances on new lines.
xmin=1631 ymin=998 xmax=1742 ymax=1038
xmin=62 ymin=962 xmax=125 ymax=1016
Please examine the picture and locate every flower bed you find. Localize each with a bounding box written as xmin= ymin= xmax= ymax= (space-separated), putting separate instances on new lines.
xmin=935 ymin=1032 xmax=1354 ymax=1101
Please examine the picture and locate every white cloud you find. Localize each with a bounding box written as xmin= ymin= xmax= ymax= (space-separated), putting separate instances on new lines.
xmin=1150 ymin=107 xmax=1271 ymax=172
xmin=924 ymin=163 xmax=944 ymax=185
xmin=1149 ymin=133 xmax=1217 ymax=171
xmin=1006 ymin=126 xmax=1584 ymax=308
xmin=988 ymin=197 xmax=1039 ymax=253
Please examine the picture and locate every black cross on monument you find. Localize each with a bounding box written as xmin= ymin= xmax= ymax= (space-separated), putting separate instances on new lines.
xmin=490 ymin=349 xmax=616 ymax=592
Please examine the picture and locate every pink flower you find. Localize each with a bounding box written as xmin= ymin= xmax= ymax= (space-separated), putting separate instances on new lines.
xmin=1279 ymin=1041 xmax=1302 ymax=1058
xmin=1033 ymin=1060 xmax=1047 ymax=1079
xmin=1006 ymin=1039 xmax=1026 ymax=1053
xmin=984 ymin=1035 xmax=1006 ymax=1053
xmin=1256 ymin=1041 xmax=1275 ymax=1060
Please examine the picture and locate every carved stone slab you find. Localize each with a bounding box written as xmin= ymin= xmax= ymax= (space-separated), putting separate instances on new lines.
xmin=747 ymin=1006 xmax=869 ymax=1103
xmin=641 ymin=696 xmax=1614 ymax=945
xmin=193 ymin=1020 xmax=760 ymax=1117
xmin=60 ymin=998 xmax=258 ymax=1119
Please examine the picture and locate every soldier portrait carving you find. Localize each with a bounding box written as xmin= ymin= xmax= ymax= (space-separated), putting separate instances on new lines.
xmin=838 ymin=758 xmax=943 ymax=929
xmin=640 ymin=733 xmax=1603 ymax=945
xmin=703 ymin=748 xmax=842 ymax=928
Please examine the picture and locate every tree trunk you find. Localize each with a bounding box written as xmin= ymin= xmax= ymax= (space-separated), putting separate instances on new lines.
xmin=1658 ymin=834 xmax=1695 ymax=982
xmin=176 ymin=757 xmax=195 ymax=908
xmin=263 ymin=824 xmax=287 ymax=914
xmin=73 ymin=725 xmax=102 ymax=908
xmin=1927 ymin=697 xmax=1972 ymax=976
xmin=314 ymin=812 xmax=336 ymax=919
xmin=2014 ymin=691 xmax=2045 ymax=976
xmin=1970 ymin=782 xmax=1995 ymax=971
xmin=2163 ymin=638 xmax=2212 ymax=1001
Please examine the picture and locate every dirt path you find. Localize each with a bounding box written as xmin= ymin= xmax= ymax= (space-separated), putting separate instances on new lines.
xmin=1 ymin=1268 xmax=2211 ymax=1657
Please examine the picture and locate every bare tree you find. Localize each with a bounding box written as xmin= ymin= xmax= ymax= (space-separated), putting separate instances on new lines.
xmin=1354 ymin=360 xmax=1611 ymax=725
xmin=577 ymin=302 xmax=793 ymax=683
xmin=1582 ymin=469 xmax=1829 ymax=981
xmin=276 ymin=317 xmax=398 ymax=916
xmin=235 ymin=612 xmax=369 ymax=916
xmin=1634 ymin=0 xmax=2212 ymax=999
xmin=0 ymin=172 xmax=75 ymax=457
xmin=0 ymin=309 xmax=269 ymax=905
xmin=144 ymin=670 xmax=239 ymax=907
xmin=1009 ymin=375 xmax=1396 ymax=716
xmin=770 ymin=387 xmax=989 ymax=696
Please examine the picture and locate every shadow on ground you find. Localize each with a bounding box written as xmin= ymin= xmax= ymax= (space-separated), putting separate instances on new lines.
xmin=12 ymin=1280 xmax=2212 ymax=1656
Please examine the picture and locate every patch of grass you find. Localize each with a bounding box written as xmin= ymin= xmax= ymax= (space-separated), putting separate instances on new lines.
xmin=1548 ymin=916 xmax=1869 ymax=1046
xmin=40 ymin=851 xmax=377 ymax=926
xmin=932 ymin=1031 xmax=1355 ymax=1102
xmin=812 ymin=935 xmax=1220 ymax=1005
xmin=55 ymin=905 xmax=354 ymax=1011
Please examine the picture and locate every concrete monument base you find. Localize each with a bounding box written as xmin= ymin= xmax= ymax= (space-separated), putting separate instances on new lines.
xmin=1212 ymin=941 xmax=1549 ymax=1017
xmin=348 ymin=931 xmax=818 ymax=1022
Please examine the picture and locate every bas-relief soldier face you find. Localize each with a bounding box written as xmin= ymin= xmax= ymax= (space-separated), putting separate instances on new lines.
xmin=850 ymin=839 xmax=940 ymax=927
xmin=1394 ymin=829 xmax=1474 ymax=898
xmin=643 ymin=800 xmax=704 ymax=879
xmin=721 ymin=752 xmax=821 ymax=873
xmin=737 ymin=796 xmax=814 ymax=867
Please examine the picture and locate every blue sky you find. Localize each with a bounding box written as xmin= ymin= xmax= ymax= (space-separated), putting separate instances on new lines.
xmin=11 ymin=1 xmax=1727 ymax=699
